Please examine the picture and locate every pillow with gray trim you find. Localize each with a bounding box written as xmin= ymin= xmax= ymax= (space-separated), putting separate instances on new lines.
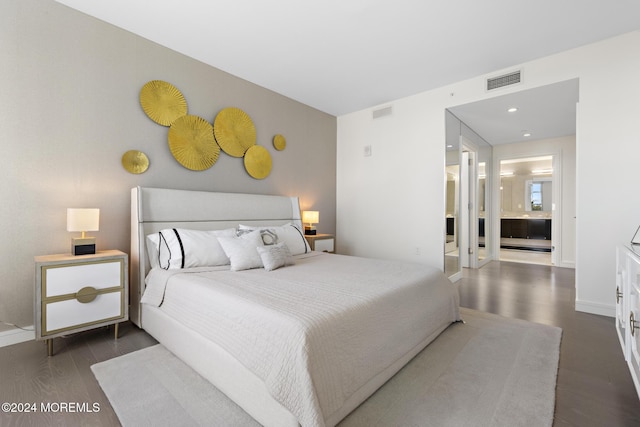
xmin=257 ymin=242 xmax=295 ymax=271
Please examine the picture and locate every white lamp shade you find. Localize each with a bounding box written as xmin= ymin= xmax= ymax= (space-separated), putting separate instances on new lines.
xmin=302 ymin=210 xmax=319 ymax=224
xmin=67 ymin=208 xmax=100 ymax=232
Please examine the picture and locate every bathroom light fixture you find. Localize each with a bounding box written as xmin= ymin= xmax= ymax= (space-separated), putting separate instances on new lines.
xmin=507 ymin=107 xmax=518 ymax=113
xmin=302 ymin=210 xmax=319 ymax=235
xmin=532 ymin=169 xmax=553 ymax=175
xmin=67 ymin=208 xmax=99 ymax=255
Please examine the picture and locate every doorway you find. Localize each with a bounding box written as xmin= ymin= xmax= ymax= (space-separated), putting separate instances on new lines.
xmin=446 ymin=79 xmax=578 ymax=271
xmin=499 ymin=156 xmax=554 ymax=265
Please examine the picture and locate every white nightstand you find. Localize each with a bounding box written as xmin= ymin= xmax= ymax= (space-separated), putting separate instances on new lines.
xmin=34 ymin=250 xmax=128 ymax=356
xmin=305 ymin=234 xmax=335 ymax=253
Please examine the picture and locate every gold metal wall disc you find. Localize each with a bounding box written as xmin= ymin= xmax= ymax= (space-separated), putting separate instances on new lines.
xmin=244 ymin=145 xmax=272 ymax=179
xmin=213 ymin=107 xmax=256 ymax=157
xmin=168 ymin=115 xmax=220 ymax=171
xmin=122 ymin=150 xmax=150 ymax=174
xmin=140 ymin=80 xmax=188 ymax=126
xmin=273 ymin=134 xmax=286 ymax=151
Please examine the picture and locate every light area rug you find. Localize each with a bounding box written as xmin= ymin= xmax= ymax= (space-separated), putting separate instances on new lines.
xmin=91 ymin=308 xmax=561 ymax=427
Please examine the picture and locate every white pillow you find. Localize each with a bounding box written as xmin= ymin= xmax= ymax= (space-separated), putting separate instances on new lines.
xmin=146 ymin=234 xmax=161 ymax=269
xmin=218 ymin=230 xmax=265 ymax=271
xmin=152 ymin=228 xmax=236 ymax=269
xmin=238 ymin=223 xmax=311 ymax=255
xmin=257 ymin=242 xmax=295 ymax=271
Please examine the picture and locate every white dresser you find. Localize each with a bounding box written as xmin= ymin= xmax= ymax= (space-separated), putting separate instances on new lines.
xmin=615 ymin=245 xmax=640 ymax=398
xmin=34 ymin=250 xmax=128 ymax=356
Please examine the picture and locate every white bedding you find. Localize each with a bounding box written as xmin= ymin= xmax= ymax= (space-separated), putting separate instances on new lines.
xmin=142 ymin=252 xmax=459 ymax=427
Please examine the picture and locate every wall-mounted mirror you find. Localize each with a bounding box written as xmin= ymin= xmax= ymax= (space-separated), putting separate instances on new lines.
xmin=500 ymin=156 xmax=553 ymax=216
xmin=444 ymin=110 xmax=493 ymax=279
xmin=444 ymin=111 xmax=460 ymax=279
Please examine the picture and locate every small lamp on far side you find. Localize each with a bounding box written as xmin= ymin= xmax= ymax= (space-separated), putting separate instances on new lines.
xmin=302 ymin=210 xmax=319 ymax=235
xmin=67 ymin=208 xmax=99 ymax=255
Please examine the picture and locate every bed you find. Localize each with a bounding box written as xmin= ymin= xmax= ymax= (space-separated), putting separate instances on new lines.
xmin=130 ymin=186 xmax=460 ymax=427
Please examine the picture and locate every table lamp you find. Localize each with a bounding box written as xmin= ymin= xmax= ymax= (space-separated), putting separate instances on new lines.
xmin=302 ymin=210 xmax=319 ymax=235
xmin=67 ymin=208 xmax=99 ymax=255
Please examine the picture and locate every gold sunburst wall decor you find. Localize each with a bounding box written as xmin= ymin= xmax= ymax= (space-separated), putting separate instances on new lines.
xmin=244 ymin=145 xmax=272 ymax=179
xmin=168 ymin=115 xmax=220 ymax=171
xmin=273 ymin=134 xmax=286 ymax=151
xmin=213 ymin=107 xmax=257 ymax=157
xmin=138 ymin=80 xmax=284 ymax=178
xmin=122 ymin=150 xmax=150 ymax=174
xmin=140 ymin=80 xmax=188 ymax=126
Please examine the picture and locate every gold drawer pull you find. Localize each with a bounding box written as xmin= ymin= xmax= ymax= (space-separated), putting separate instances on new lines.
xmin=617 ymin=286 xmax=623 ymax=304
xmin=76 ymin=286 xmax=98 ymax=303
xmin=631 ymin=312 xmax=640 ymax=337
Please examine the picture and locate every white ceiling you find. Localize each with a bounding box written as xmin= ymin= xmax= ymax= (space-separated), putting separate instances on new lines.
xmin=54 ymin=0 xmax=639 ymax=143
xmin=448 ymin=79 xmax=579 ymax=145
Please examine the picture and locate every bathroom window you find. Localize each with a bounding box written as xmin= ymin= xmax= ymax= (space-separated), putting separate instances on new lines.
xmin=531 ymin=182 xmax=543 ymax=211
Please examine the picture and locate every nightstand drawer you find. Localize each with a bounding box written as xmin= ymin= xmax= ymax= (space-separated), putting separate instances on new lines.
xmin=44 ymin=290 xmax=123 ymax=334
xmin=314 ymin=238 xmax=334 ymax=253
xmin=44 ymin=260 xmax=122 ymax=297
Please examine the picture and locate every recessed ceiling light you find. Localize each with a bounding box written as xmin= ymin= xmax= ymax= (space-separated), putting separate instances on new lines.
xmin=446 ymin=144 xmax=453 ymax=148
xmin=523 ymin=132 xmax=531 ymax=137
xmin=507 ymin=107 xmax=518 ymax=113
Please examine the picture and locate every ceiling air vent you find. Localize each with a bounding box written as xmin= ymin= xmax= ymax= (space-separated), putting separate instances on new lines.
xmin=372 ymin=106 xmax=393 ymax=119
xmin=486 ymin=70 xmax=521 ymax=91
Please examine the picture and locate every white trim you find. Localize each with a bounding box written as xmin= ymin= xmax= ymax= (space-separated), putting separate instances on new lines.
xmin=0 ymin=326 xmax=35 ymax=348
xmin=448 ymin=271 xmax=462 ymax=282
xmin=555 ymin=261 xmax=575 ymax=269
xmin=575 ymin=300 xmax=615 ymax=318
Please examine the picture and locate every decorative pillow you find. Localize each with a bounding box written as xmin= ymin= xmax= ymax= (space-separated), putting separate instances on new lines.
xmin=152 ymin=228 xmax=236 ymax=270
xmin=218 ymin=230 xmax=265 ymax=271
xmin=238 ymin=223 xmax=311 ymax=255
xmin=237 ymin=227 xmax=278 ymax=245
xmin=257 ymin=242 xmax=295 ymax=271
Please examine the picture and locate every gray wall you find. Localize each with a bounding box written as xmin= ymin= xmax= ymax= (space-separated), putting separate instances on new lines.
xmin=0 ymin=0 xmax=337 ymax=331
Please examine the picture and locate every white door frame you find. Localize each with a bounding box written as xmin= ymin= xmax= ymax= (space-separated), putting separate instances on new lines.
xmin=460 ymin=138 xmax=478 ymax=268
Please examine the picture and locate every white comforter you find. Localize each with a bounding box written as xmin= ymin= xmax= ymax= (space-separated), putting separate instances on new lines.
xmin=142 ymin=252 xmax=459 ymax=427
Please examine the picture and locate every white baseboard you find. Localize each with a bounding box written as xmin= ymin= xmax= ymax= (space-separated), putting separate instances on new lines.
xmin=575 ymin=300 xmax=615 ymax=318
xmin=555 ymin=260 xmax=575 ymax=269
xmin=0 ymin=326 xmax=35 ymax=348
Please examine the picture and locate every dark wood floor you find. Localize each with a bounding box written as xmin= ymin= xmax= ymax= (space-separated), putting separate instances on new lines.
xmin=459 ymin=261 xmax=640 ymax=426
xmin=0 ymin=323 xmax=157 ymax=426
xmin=1 ymin=260 xmax=639 ymax=426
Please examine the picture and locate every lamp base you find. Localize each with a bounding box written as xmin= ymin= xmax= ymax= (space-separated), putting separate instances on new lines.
xmin=71 ymin=237 xmax=96 ymax=255
xmin=304 ymin=226 xmax=317 ymax=236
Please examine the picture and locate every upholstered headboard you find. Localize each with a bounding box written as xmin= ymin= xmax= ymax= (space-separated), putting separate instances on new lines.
xmin=130 ymin=186 xmax=303 ymax=327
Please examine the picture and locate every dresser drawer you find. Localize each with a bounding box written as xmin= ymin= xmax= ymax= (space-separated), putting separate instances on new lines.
xmin=43 ymin=290 xmax=123 ymax=334
xmin=43 ymin=260 xmax=123 ymax=297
